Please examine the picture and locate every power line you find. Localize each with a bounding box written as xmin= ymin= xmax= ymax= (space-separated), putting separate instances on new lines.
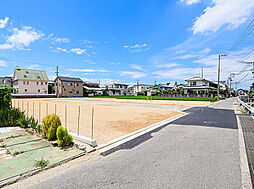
xmin=229 ymin=18 xmax=254 ymax=51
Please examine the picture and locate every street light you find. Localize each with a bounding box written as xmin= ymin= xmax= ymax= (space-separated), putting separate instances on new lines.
xmin=217 ymin=54 xmax=227 ymax=100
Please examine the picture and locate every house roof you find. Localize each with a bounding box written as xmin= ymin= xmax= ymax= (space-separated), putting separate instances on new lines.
xmin=160 ymin=81 xmax=177 ymax=88
xmin=57 ymin=76 xmax=83 ymax=82
xmin=0 ymin=77 xmax=4 ymax=85
xmin=14 ymin=68 xmax=48 ymax=81
xmin=185 ymin=76 xmax=212 ymax=82
xmin=105 ymin=83 xmax=129 ymax=86
xmin=133 ymin=84 xmax=154 ymax=87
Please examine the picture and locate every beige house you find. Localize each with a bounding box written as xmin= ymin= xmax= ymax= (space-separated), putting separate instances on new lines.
xmin=13 ymin=67 xmax=49 ymax=94
xmin=55 ymin=76 xmax=83 ymax=97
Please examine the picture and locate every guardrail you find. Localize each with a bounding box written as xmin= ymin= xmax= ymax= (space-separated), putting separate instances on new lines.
xmin=238 ymin=97 xmax=254 ymax=115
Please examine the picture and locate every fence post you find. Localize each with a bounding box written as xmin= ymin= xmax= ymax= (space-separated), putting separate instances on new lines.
xmin=39 ymin=102 xmax=41 ymax=122
xmin=77 ymin=106 xmax=80 ymax=136
xmin=33 ymin=102 xmax=34 ymax=117
xmin=91 ymin=107 xmax=94 ymax=140
xmin=27 ymin=101 xmax=29 ymax=117
xmin=65 ymin=105 xmax=67 ymax=128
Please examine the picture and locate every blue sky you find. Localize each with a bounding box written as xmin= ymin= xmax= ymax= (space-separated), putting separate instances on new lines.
xmin=0 ymin=0 xmax=254 ymax=88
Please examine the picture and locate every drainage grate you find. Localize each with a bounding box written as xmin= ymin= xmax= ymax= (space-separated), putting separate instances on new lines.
xmin=239 ymin=114 xmax=254 ymax=186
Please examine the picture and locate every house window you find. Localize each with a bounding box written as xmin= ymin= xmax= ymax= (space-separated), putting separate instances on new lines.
xmin=45 ymin=82 xmax=47 ymax=85
xmin=24 ymin=89 xmax=27 ymax=92
xmin=75 ymin=91 xmax=79 ymax=94
xmin=37 ymin=76 xmax=41 ymax=79
xmin=64 ymin=88 xmax=66 ymax=91
xmin=191 ymin=82 xmax=196 ymax=86
xmin=38 ymin=89 xmax=40 ymax=93
xmin=69 ymin=91 xmax=73 ymax=94
xmin=75 ymin=83 xmax=79 ymax=86
xmin=68 ymin=83 xmax=73 ymax=86
xmin=27 ymin=81 xmax=29 ymax=85
xmin=23 ymin=81 xmax=26 ymax=85
xmin=37 ymin=82 xmax=39 ymax=85
xmin=24 ymin=75 xmax=27 ymax=78
xmin=41 ymin=82 xmax=43 ymax=85
xmin=26 ymin=71 xmax=29 ymax=74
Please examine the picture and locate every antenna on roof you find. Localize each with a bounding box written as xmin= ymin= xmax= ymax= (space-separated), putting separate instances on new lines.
xmin=55 ymin=66 xmax=60 ymax=98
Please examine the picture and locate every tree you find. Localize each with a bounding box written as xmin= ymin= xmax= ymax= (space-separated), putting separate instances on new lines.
xmin=155 ymin=90 xmax=161 ymax=95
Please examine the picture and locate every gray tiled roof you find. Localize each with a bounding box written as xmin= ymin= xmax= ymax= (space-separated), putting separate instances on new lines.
xmin=57 ymin=76 xmax=83 ymax=82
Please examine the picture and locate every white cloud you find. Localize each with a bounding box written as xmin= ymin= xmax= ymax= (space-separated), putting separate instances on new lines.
xmin=70 ymin=48 xmax=87 ymax=55
xmin=0 ymin=26 xmax=43 ymax=50
xmin=48 ymin=33 xmax=70 ymax=43
xmin=66 ymin=68 xmax=109 ymax=73
xmin=56 ymin=47 xmax=68 ymax=52
xmin=110 ymin=62 xmax=121 ymax=65
xmin=155 ymin=63 xmax=179 ymax=68
xmin=83 ymin=59 xmax=96 ymax=64
xmin=192 ymin=0 xmax=254 ymax=34
xmin=180 ymin=0 xmax=200 ymax=5
xmin=129 ymin=64 xmax=144 ymax=71
xmin=119 ymin=71 xmax=147 ymax=79
xmin=123 ymin=43 xmax=150 ymax=53
xmin=0 ymin=60 xmax=7 ymax=67
xmin=27 ymin=64 xmax=40 ymax=69
xmin=0 ymin=17 xmax=9 ymax=28
xmin=54 ymin=47 xmax=87 ymax=55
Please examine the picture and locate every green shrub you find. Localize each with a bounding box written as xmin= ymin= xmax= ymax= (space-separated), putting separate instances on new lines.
xmin=42 ymin=114 xmax=61 ymax=140
xmin=30 ymin=117 xmax=41 ymax=133
xmin=56 ymin=126 xmax=73 ymax=147
xmin=17 ymin=116 xmax=31 ymax=128
xmin=0 ymin=108 xmax=25 ymax=127
xmin=0 ymin=85 xmax=12 ymax=109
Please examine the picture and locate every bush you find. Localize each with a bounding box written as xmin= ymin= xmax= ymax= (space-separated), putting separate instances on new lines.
xmin=0 ymin=85 xmax=12 ymax=109
xmin=17 ymin=116 xmax=31 ymax=128
xmin=0 ymin=108 xmax=25 ymax=127
xmin=42 ymin=114 xmax=61 ymax=141
xmin=56 ymin=126 xmax=73 ymax=147
xmin=30 ymin=117 xmax=41 ymax=133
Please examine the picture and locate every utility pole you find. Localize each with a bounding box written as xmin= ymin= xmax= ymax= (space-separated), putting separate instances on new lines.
xmin=55 ymin=66 xmax=59 ymax=98
xmin=217 ymin=54 xmax=227 ymax=100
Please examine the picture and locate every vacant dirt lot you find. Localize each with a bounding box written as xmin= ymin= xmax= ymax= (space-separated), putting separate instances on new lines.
xmin=11 ymin=98 xmax=189 ymax=145
xmin=70 ymin=97 xmax=212 ymax=107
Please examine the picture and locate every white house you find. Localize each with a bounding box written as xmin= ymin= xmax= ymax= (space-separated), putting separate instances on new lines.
xmin=133 ymin=84 xmax=154 ymax=95
xmin=183 ymin=76 xmax=217 ymax=94
xmin=105 ymin=83 xmax=129 ymax=96
xmin=153 ymin=81 xmax=177 ymax=92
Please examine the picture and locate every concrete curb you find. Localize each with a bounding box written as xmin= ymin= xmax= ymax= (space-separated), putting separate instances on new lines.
xmin=0 ymin=151 xmax=86 ymax=188
xmin=69 ymin=132 xmax=97 ymax=147
xmin=96 ymin=113 xmax=188 ymax=154
xmin=234 ymin=103 xmax=252 ymax=189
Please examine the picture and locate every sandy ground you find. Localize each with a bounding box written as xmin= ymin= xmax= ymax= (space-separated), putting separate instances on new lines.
xmin=68 ymin=97 xmax=212 ymax=107
xmin=11 ymin=99 xmax=188 ymax=145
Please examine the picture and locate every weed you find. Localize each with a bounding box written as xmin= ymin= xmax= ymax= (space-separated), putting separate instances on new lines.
xmin=79 ymin=147 xmax=86 ymax=152
xmin=13 ymin=151 xmax=24 ymax=156
xmin=0 ymin=144 xmax=6 ymax=148
xmin=6 ymin=134 xmax=24 ymax=139
xmin=34 ymin=158 xmax=49 ymax=168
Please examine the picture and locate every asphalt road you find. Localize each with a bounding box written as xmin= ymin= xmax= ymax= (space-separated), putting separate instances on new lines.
xmin=17 ymin=99 xmax=243 ymax=188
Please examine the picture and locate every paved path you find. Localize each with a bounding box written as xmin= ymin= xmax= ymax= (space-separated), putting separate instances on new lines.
xmin=8 ymin=99 xmax=243 ymax=189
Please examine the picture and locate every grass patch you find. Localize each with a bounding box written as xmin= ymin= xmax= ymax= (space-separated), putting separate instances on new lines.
xmin=6 ymin=134 xmax=24 ymax=139
xmin=84 ymin=96 xmax=217 ymax=102
xmin=34 ymin=158 xmax=49 ymax=168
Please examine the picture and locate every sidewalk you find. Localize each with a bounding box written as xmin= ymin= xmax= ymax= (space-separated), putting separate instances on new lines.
xmin=0 ymin=128 xmax=83 ymax=185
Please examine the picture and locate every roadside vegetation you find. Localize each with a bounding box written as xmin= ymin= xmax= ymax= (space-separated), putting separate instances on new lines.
xmin=0 ymin=85 xmax=73 ymax=148
xmin=85 ymin=96 xmax=217 ymax=102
